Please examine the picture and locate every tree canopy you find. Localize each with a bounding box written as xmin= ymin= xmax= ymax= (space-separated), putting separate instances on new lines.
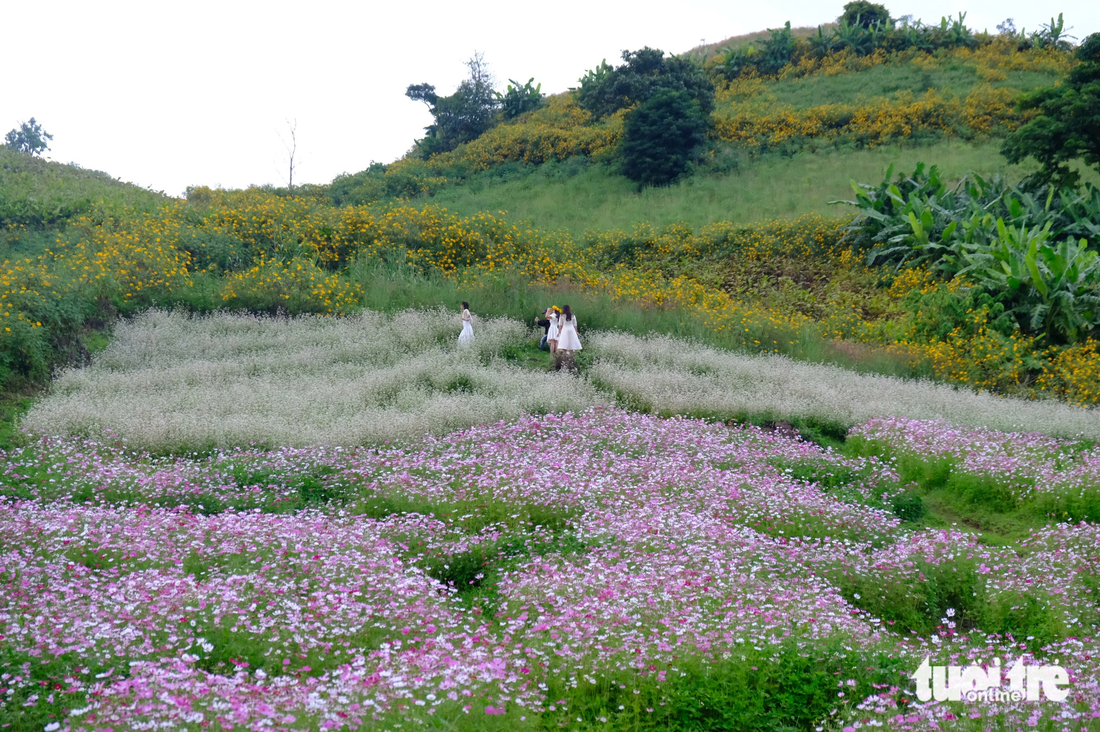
xmin=1001 ymin=33 xmax=1100 ymax=187
xmin=576 ymin=48 xmax=715 ymax=119
xmin=839 ymin=1 xmax=891 ymax=29
xmin=4 ymin=118 xmax=53 ymax=156
xmin=406 ymin=54 xmax=499 ymax=159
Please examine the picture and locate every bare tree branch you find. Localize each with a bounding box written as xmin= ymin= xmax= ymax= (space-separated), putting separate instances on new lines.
xmin=275 ymin=118 xmax=298 ymax=190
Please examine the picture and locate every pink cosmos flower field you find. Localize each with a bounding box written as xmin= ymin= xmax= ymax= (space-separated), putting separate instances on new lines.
xmin=2 ymin=407 xmax=1099 ymax=731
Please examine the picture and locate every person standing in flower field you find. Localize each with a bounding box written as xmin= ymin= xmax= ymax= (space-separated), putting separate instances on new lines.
xmin=458 ymin=302 xmax=474 ymax=345
xmin=556 ymin=304 xmax=582 ymax=353
xmin=535 ymin=307 xmax=555 ymax=351
xmin=546 ymin=305 xmax=561 ymax=354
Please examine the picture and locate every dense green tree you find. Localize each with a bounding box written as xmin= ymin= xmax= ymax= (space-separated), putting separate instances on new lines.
xmin=4 ymin=118 xmax=53 ymax=156
xmin=406 ymin=53 xmax=500 ymax=158
xmin=576 ymin=48 xmax=714 ymax=119
xmin=839 ymin=1 xmax=891 ymax=29
xmin=620 ymin=89 xmax=708 ymax=188
xmin=1001 ymin=33 xmax=1100 ymax=187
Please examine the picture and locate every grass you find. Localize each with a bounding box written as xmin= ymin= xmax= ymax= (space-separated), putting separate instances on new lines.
xmin=0 ymin=391 xmax=33 ymax=448
xmin=350 ymin=262 xmax=840 ymax=365
xmin=413 ymin=140 xmax=1039 ymax=234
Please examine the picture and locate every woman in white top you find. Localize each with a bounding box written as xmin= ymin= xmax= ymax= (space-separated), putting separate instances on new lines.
xmin=458 ymin=301 xmax=474 ymax=345
xmin=546 ymin=306 xmax=560 ymax=354
xmin=555 ymin=304 xmax=582 ymax=352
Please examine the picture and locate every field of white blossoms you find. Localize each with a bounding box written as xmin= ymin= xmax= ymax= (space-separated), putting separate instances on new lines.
xmin=4 ymin=310 xmax=1100 ymax=731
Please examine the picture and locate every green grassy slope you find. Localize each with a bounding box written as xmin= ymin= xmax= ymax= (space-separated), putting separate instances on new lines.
xmin=411 ymin=139 xmax=1040 ymax=233
xmin=1 ymin=147 xmax=166 ymax=250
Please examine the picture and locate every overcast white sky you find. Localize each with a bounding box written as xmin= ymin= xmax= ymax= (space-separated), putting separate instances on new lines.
xmin=4 ymin=0 xmax=1096 ymax=196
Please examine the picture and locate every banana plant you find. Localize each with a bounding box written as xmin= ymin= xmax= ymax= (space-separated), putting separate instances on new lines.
xmin=808 ymin=26 xmax=834 ymax=57
xmin=958 ymin=220 xmax=1100 ymax=343
xmin=837 ymin=162 xmax=1099 ymax=273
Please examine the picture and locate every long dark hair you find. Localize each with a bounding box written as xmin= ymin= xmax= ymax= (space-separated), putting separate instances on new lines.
xmin=561 ymin=304 xmax=573 ymax=322
xmin=461 ymin=301 xmax=470 ymax=311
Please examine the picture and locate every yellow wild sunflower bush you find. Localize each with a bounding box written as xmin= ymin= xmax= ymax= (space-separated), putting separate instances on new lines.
xmin=712 ymin=88 xmax=1030 ymax=150
xmin=1035 ymin=342 xmax=1100 ymax=406
xmin=425 ymin=95 xmax=623 ymax=171
xmin=708 ymin=40 xmax=1072 ymax=153
xmin=333 ymin=96 xmax=624 ymax=204
xmin=221 ymin=257 xmax=362 ymax=315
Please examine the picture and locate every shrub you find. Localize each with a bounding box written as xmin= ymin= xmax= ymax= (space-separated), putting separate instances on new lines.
xmin=576 ymin=47 xmax=715 ymax=118
xmin=839 ymin=1 xmax=890 ymax=29
xmin=620 ymin=90 xmax=708 ymax=188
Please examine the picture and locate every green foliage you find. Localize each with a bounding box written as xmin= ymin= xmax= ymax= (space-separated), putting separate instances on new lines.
xmin=620 ymin=89 xmax=708 ymax=188
xmin=841 ymin=162 xmax=1100 ymax=344
xmin=0 ymin=147 xmax=166 ymax=229
xmin=715 ymin=23 xmax=800 ymax=80
xmin=495 ymin=77 xmax=545 ymax=119
xmin=1031 ymin=13 xmax=1076 ymax=51
xmin=0 ymin=393 xmax=32 ymax=448
xmin=957 ymin=222 xmax=1100 ymax=343
xmin=1001 ymin=32 xmax=1100 ymax=187
xmin=897 ymin=286 xmax=1016 ymax=340
xmin=542 ymin=641 xmax=908 ymax=732
xmin=716 ymin=11 xmax=990 ymax=80
xmin=840 ymin=162 xmax=1100 ymax=267
xmin=757 ymin=21 xmax=797 ymax=76
xmin=406 ymin=53 xmax=500 ymax=158
xmin=576 ymin=47 xmax=715 ymax=118
xmin=839 ymin=1 xmax=891 ymax=29
xmin=3 ymin=117 xmax=52 ymax=156
xmin=890 ymin=492 xmax=926 ymax=521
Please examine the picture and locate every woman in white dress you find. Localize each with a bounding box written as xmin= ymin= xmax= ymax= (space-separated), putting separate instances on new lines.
xmin=555 ymin=304 xmax=582 ymax=352
xmin=458 ymin=302 xmax=474 ymax=345
xmin=546 ymin=306 xmax=560 ymax=354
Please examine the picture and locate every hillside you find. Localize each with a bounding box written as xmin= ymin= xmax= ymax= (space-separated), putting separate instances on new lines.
xmin=328 ymin=30 xmax=1077 ymax=218
xmin=2 ymin=10 xmax=1098 ymax=413
xmin=0 ymin=147 xmax=166 ymax=230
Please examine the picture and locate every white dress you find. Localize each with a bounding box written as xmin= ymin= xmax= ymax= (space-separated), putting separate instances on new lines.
xmin=546 ymin=314 xmax=559 ymax=342
xmin=556 ymin=316 xmax=582 ymax=351
xmin=458 ymin=309 xmax=474 ymax=345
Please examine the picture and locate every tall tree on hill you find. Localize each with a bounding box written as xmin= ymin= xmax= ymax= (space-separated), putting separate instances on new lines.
xmin=839 ymin=1 xmax=891 ymax=29
xmin=620 ymin=89 xmax=708 ymax=188
xmin=406 ymin=53 xmax=500 ymax=159
xmin=4 ymin=118 xmax=53 ymax=156
xmin=1001 ymin=33 xmax=1100 ymax=188
xmin=575 ymin=47 xmax=714 ymax=119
